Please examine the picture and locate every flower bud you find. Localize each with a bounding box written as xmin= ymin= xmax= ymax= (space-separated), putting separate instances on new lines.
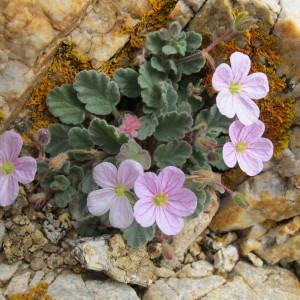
xmin=168 ymin=21 xmax=182 ymax=37
xmin=49 ymin=153 xmax=68 ymax=171
xmin=38 ymin=128 xmax=51 ymax=146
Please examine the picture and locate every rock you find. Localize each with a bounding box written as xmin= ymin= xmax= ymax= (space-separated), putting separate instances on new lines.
xmin=183 ymin=0 xmax=206 ymax=12
xmin=4 ymin=271 xmax=31 ymax=296
xmin=178 ymin=261 xmax=214 ymax=278
xmin=155 ymin=267 xmax=176 ymax=278
xmin=29 ymin=270 xmax=45 ymax=287
xmin=235 ymin=261 xmax=300 ymax=299
xmin=0 ymin=262 xmax=21 ymax=283
xmin=201 ymin=275 xmax=260 ymax=300
xmin=214 ymin=245 xmax=239 ymax=273
xmin=162 ymin=192 xmax=219 ymax=268
xmin=210 ymin=171 xmax=300 ymax=232
xmin=72 ymin=234 xmax=157 ymax=287
xmin=0 ymin=221 xmax=5 ymax=250
xmin=247 ymin=252 xmax=264 ymax=267
xmin=170 ymin=0 xmax=194 ymax=27
xmin=48 ymin=271 xmax=91 ymax=300
xmin=30 ymin=256 xmax=46 ymax=271
xmin=85 ymin=279 xmax=140 ymax=300
xmin=143 ymin=276 xmax=226 ymax=300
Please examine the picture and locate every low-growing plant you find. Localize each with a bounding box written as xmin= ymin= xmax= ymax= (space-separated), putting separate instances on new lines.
xmin=0 ymin=12 xmax=273 ymax=250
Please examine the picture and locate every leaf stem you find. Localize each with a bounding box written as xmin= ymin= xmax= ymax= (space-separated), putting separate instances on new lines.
xmin=112 ymin=107 xmax=121 ymax=120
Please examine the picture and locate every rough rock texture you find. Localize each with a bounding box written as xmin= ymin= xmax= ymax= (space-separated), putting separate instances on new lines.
xmin=72 ymin=234 xmax=157 ymax=287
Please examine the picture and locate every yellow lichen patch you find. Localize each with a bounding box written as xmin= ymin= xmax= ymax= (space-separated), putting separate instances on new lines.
xmin=204 ymin=27 xmax=295 ymax=157
xmin=99 ymin=0 xmax=178 ymax=76
xmin=8 ymin=282 xmax=53 ymax=300
xmin=25 ymin=42 xmax=91 ymax=140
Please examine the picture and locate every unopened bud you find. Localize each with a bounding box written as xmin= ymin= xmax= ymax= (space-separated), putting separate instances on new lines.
xmin=162 ymin=243 xmax=174 ymax=261
xmin=38 ymin=128 xmax=51 ymax=146
xmin=168 ymin=21 xmax=182 ymax=37
xmin=49 ymin=153 xmax=68 ymax=171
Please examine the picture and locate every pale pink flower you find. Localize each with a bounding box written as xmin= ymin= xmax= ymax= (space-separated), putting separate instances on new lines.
xmin=87 ymin=160 xmax=144 ymax=229
xmin=134 ymin=167 xmax=197 ymax=236
xmin=0 ymin=131 xmax=37 ymax=206
xmin=223 ymin=120 xmax=273 ymax=176
xmin=212 ymin=52 xmax=269 ymax=125
xmin=118 ymin=114 xmax=142 ymax=138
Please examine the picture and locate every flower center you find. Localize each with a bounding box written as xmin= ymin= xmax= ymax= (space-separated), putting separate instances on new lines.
xmin=229 ymin=83 xmax=241 ymax=94
xmin=114 ymin=184 xmax=127 ymax=197
xmin=0 ymin=161 xmax=15 ymax=175
xmin=235 ymin=141 xmax=248 ymax=153
xmin=153 ymin=192 xmax=168 ymax=207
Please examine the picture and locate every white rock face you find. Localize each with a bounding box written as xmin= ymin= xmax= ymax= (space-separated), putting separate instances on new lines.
xmin=4 ymin=271 xmax=31 ymax=296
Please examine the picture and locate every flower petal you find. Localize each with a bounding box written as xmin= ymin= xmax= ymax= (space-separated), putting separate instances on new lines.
xmin=158 ymin=166 xmax=185 ymax=194
xmin=237 ymin=152 xmax=263 ymax=176
xmin=212 ymin=63 xmax=233 ymax=91
xmin=134 ymin=172 xmax=160 ymax=200
xmin=229 ymin=120 xmax=244 ymax=144
xmin=223 ymin=142 xmax=237 ymax=168
xmin=134 ymin=200 xmax=156 ymax=227
xmin=0 ymin=131 xmax=23 ymax=161
xmin=235 ymin=94 xmax=260 ymax=126
xmin=13 ymin=157 xmax=37 ymax=184
xmin=167 ymin=188 xmax=197 ymax=217
xmin=109 ymin=197 xmax=134 ymax=229
xmin=0 ymin=175 xmax=19 ymax=207
xmin=93 ymin=162 xmax=118 ymax=188
xmin=247 ymin=138 xmax=273 ymax=162
xmin=216 ymin=89 xmax=235 ymax=118
xmin=156 ymin=208 xmax=184 ymax=236
xmin=239 ymin=120 xmax=265 ymax=142
xmin=230 ymin=52 xmax=251 ymax=82
xmin=87 ymin=188 xmax=115 ymax=216
xmin=241 ymin=72 xmax=269 ymax=99
xmin=117 ymin=159 xmax=144 ymax=188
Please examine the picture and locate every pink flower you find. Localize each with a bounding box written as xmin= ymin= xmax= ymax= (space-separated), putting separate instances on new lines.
xmin=0 ymin=131 xmax=37 ymax=206
xmin=223 ymin=120 xmax=273 ymax=176
xmin=212 ymin=52 xmax=269 ymax=125
xmin=133 ymin=167 xmax=197 ymax=235
xmin=118 ymin=114 xmax=142 ymax=138
xmin=87 ymin=159 xmax=144 ymax=229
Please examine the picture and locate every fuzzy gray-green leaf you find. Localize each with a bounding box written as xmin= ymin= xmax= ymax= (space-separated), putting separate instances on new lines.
xmin=46 ymin=84 xmax=85 ymax=125
xmin=137 ymin=115 xmax=158 ymax=140
xmin=54 ymin=187 xmax=74 ymax=208
xmin=50 ymin=175 xmax=70 ymax=191
xmin=123 ymin=222 xmax=155 ymax=249
xmin=181 ymin=57 xmax=205 ymax=75
xmin=154 ymin=112 xmax=193 ymax=142
xmin=74 ymin=70 xmax=120 ymax=115
xmin=185 ymin=32 xmax=202 ymax=52
xmin=68 ymin=127 xmax=94 ymax=150
xmin=46 ymin=124 xmax=71 ymax=156
xmin=88 ymin=118 xmax=128 ymax=154
xmin=154 ymin=140 xmax=192 ymax=168
xmin=113 ymin=68 xmax=140 ymax=98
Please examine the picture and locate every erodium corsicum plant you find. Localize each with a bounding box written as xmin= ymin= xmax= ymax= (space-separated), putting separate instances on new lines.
xmin=0 ymin=14 xmax=273 ymax=249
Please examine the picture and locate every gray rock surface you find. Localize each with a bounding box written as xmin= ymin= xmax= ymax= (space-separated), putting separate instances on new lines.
xmin=0 ymin=262 xmax=21 ymax=283
xmin=4 ymin=271 xmax=31 ymax=296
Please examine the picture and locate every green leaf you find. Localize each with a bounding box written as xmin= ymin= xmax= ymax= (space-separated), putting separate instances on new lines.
xmin=154 ymin=140 xmax=192 ymax=168
xmin=54 ymin=187 xmax=74 ymax=208
xmin=74 ymin=216 xmax=100 ymax=236
xmin=195 ymin=105 xmax=231 ymax=135
xmin=88 ymin=118 xmax=128 ymax=154
xmin=68 ymin=127 xmax=94 ymax=150
xmin=69 ymin=192 xmax=88 ymax=221
xmin=80 ymin=171 xmax=98 ymax=194
xmin=123 ymin=221 xmax=155 ymax=249
xmin=46 ymin=84 xmax=85 ymax=125
xmin=74 ymin=70 xmax=120 ymax=115
xmin=190 ymin=150 xmax=211 ymax=171
xmin=116 ymin=140 xmax=151 ymax=170
xmin=50 ymin=175 xmax=70 ymax=191
xmin=185 ymin=32 xmax=202 ymax=52
xmin=160 ymin=82 xmax=178 ymax=113
xmin=146 ymin=32 xmax=165 ymax=55
xmin=138 ymin=62 xmax=166 ymax=108
xmin=37 ymin=161 xmax=48 ymax=176
xmin=150 ymin=56 xmax=168 ymax=72
xmin=69 ymin=165 xmax=84 ymax=187
xmin=181 ymin=57 xmax=205 ymax=75
xmin=154 ymin=112 xmax=193 ymax=142
xmin=46 ymin=124 xmax=71 ymax=156
xmin=137 ymin=115 xmax=158 ymax=140
xmin=113 ymin=68 xmax=140 ymax=98
xmin=162 ymin=45 xmax=177 ymax=55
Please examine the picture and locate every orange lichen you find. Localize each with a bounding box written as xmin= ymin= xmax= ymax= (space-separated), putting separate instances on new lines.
xmin=8 ymin=282 xmax=53 ymax=300
xmin=99 ymin=0 xmax=178 ymax=76
xmin=204 ymin=26 xmax=295 ymax=157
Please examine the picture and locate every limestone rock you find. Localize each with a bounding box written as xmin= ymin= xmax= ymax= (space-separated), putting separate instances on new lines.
xmin=178 ymin=261 xmax=214 ymax=278
xmin=170 ymin=0 xmax=194 ymax=27
xmin=143 ymin=276 xmax=226 ymax=300
xmin=4 ymin=271 xmax=31 ymax=296
xmin=214 ymin=245 xmax=239 ymax=273
xmin=162 ymin=192 xmax=219 ymax=268
xmin=0 ymin=221 xmax=5 ymax=250
xmin=85 ymin=280 xmax=140 ymax=300
xmin=0 ymin=262 xmax=21 ymax=283
xmin=72 ymin=234 xmax=157 ymax=287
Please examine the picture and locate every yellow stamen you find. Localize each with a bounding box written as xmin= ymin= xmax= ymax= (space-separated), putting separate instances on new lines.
xmin=236 ymin=141 xmax=248 ymax=153
xmin=114 ymin=185 xmax=127 ymax=197
xmin=0 ymin=161 xmax=15 ymax=175
xmin=153 ymin=192 xmax=168 ymax=206
xmin=229 ymin=83 xmax=241 ymax=94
